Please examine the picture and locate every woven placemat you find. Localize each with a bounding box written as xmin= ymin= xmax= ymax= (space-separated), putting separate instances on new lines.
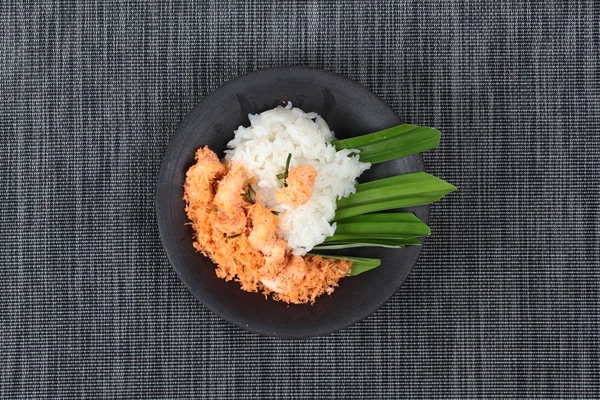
xmin=1 ymin=1 xmax=598 ymax=398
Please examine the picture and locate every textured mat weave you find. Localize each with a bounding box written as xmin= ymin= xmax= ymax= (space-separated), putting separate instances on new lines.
xmin=1 ymin=1 xmax=599 ymax=398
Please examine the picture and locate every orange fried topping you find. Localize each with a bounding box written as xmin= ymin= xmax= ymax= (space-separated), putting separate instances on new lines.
xmin=275 ymin=164 xmax=317 ymax=206
xmin=183 ymin=148 xmax=351 ymax=304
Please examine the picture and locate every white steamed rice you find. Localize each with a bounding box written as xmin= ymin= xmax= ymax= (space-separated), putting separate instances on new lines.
xmin=224 ymin=103 xmax=371 ymax=255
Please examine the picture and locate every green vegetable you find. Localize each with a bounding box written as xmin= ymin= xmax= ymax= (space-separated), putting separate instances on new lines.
xmin=276 ymin=153 xmax=292 ymax=187
xmin=243 ymin=184 xmax=256 ymax=204
xmin=314 ymin=125 xmax=454 ymax=277
xmin=317 ymin=214 xmax=426 ymax=249
xmin=308 ymin=254 xmax=382 ymax=276
xmin=327 ymin=213 xmax=430 ymax=241
xmin=314 ymin=237 xmax=421 ymax=250
xmin=332 ymin=124 xmax=441 ymax=164
xmin=334 ymin=172 xmax=456 ymax=221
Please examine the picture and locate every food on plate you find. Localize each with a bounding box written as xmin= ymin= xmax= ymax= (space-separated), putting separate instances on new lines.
xmin=183 ymin=155 xmax=353 ymax=304
xmin=184 ymin=103 xmax=456 ymax=304
xmin=223 ymin=104 xmax=371 ymax=254
xmin=184 ymin=104 xmax=368 ymax=303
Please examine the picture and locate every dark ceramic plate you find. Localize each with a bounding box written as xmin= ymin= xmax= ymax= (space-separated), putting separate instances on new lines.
xmin=156 ymin=66 xmax=428 ymax=338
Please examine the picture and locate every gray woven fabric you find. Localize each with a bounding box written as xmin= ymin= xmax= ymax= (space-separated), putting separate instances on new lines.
xmin=1 ymin=0 xmax=599 ymax=398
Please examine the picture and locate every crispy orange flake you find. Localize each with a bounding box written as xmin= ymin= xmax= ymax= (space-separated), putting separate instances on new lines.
xmin=183 ymin=147 xmax=351 ymax=304
xmin=275 ymin=164 xmax=317 ymax=206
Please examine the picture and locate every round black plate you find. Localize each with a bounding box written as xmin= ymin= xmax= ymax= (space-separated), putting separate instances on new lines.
xmin=156 ymin=66 xmax=428 ymax=338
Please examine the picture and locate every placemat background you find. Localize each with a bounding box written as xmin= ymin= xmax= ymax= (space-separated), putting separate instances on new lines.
xmin=1 ymin=1 xmax=598 ymax=398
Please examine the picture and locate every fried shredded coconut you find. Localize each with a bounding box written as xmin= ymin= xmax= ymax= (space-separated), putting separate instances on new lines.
xmin=275 ymin=164 xmax=317 ymax=206
xmin=183 ymin=146 xmax=352 ymax=304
